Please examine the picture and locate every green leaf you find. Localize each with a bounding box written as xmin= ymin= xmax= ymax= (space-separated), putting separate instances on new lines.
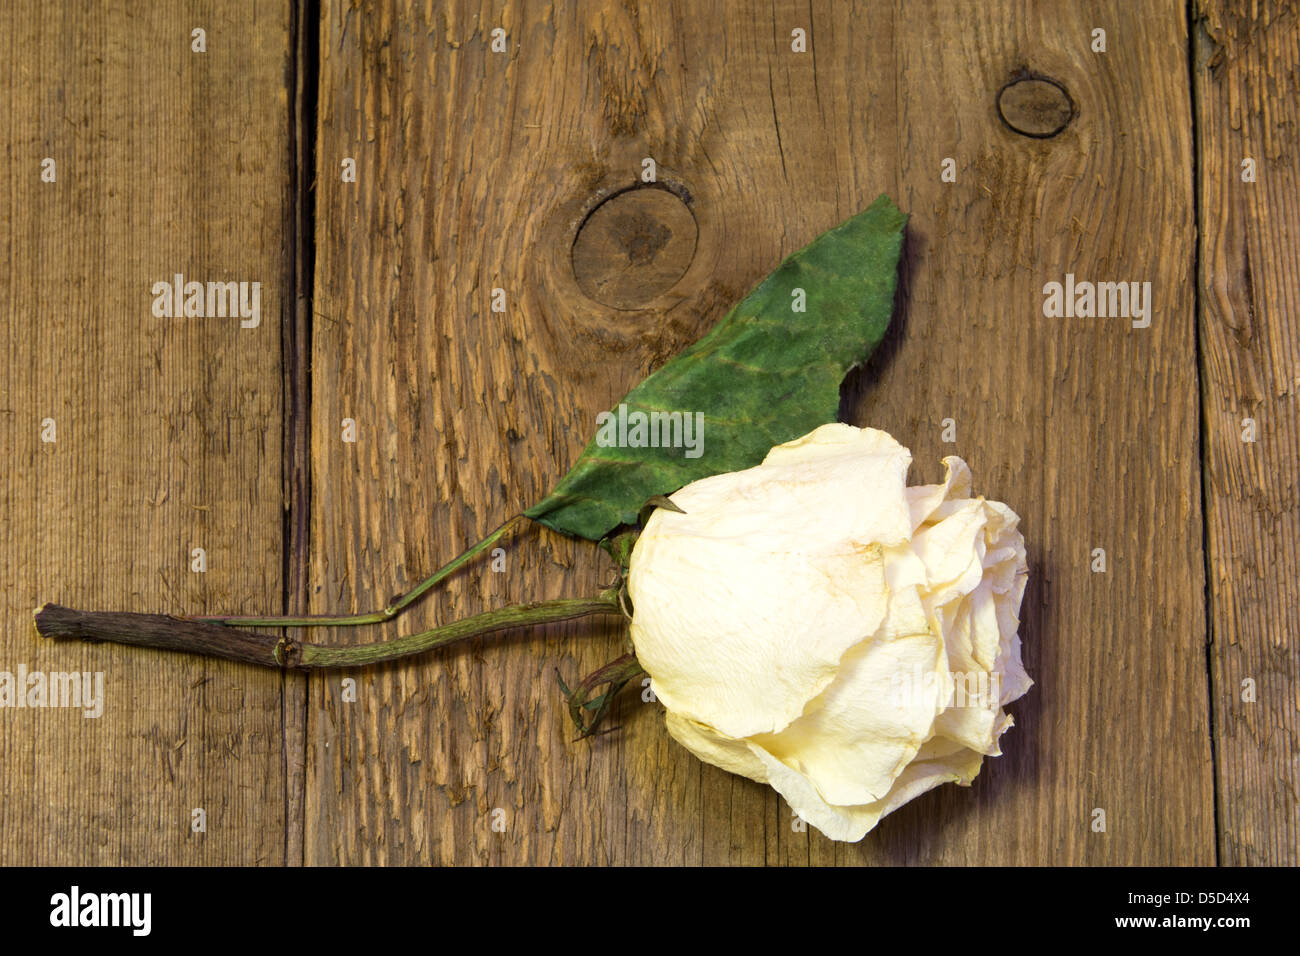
xmin=526 ymin=194 xmax=907 ymax=541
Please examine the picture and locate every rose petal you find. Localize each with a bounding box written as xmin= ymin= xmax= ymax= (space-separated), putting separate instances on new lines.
xmin=633 ymin=536 xmax=891 ymax=737
xmin=751 ymin=734 xmax=986 ymax=842
xmin=630 ymin=424 xmax=915 ymax=738
xmin=905 ymin=456 xmax=973 ymax=531
xmin=748 ymin=585 xmax=949 ymax=805
xmin=663 ymin=711 xmax=770 ymax=783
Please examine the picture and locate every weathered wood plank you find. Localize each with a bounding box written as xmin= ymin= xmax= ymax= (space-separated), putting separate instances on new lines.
xmin=834 ymin=0 xmax=1212 ymax=866
xmin=696 ymin=0 xmax=1215 ymax=866
xmin=1194 ymin=0 xmax=1300 ymax=866
xmin=0 ymin=2 xmax=292 ymax=864
xmin=308 ymin=0 xmax=645 ymax=865
xmin=307 ymin=0 xmax=1213 ymax=864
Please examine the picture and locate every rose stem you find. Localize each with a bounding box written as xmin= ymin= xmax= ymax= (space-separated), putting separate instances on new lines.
xmin=189 ymin=514 xmax=527 ymax=628
xmin=32 ymin=591 xmax=620 ymax=670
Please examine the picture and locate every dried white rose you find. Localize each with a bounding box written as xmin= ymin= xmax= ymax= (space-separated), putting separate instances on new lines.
xmin=627 ymin=423 xmax=1031 ymax=842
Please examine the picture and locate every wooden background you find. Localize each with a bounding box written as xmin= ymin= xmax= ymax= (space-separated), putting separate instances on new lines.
xmin=2 ymin=0 xmax=1295 ymax=865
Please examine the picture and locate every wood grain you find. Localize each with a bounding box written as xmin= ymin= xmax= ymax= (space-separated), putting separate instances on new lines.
xmin=0 ymin=1 xmax=292 ymax=864
xmin=1195 ymin=0 xmax=1300 ymax=866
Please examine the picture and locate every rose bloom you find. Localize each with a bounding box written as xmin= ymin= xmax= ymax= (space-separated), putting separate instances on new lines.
xmin=627 ymin=423 xmax=1031 ymax=841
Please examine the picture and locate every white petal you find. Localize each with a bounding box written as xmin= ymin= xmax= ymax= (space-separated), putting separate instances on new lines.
xmin=911 ymin=499 xmax=989 ymax=608
xmin=663 ymin=711 xmax=770 ymax=784
xmin=748 ymin=585 xmax=948 ymax=806
xmin=645 ymin=423 xmax=913 ymax=550
xmin=750 ymin=746 xmax=888 ymax=842
xmin=630 ymin=424 xmax=915 ymax=738
xmin=905 ymin=456 xmax=972 ymax=531
xmin=752 ymin=734 xmax=986 ymax=842
xmin=633 ymin=536 xmax=890 ymax=737
xmin=868 ymin=737 xmax=986 ymax=821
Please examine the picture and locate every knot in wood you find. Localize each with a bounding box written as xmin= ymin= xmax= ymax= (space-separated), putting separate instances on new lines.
xmin=571 ymin=186 xmax=697 ymax=309
xmin=997 ymin=76 xmax=1075 ymax=138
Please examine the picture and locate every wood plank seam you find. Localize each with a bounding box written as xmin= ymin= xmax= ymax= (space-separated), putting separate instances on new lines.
xmin=1186 ymin=0 xmax=1224 ymax=869
xmin=282 ymin=0 xmax=323 ymax=867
